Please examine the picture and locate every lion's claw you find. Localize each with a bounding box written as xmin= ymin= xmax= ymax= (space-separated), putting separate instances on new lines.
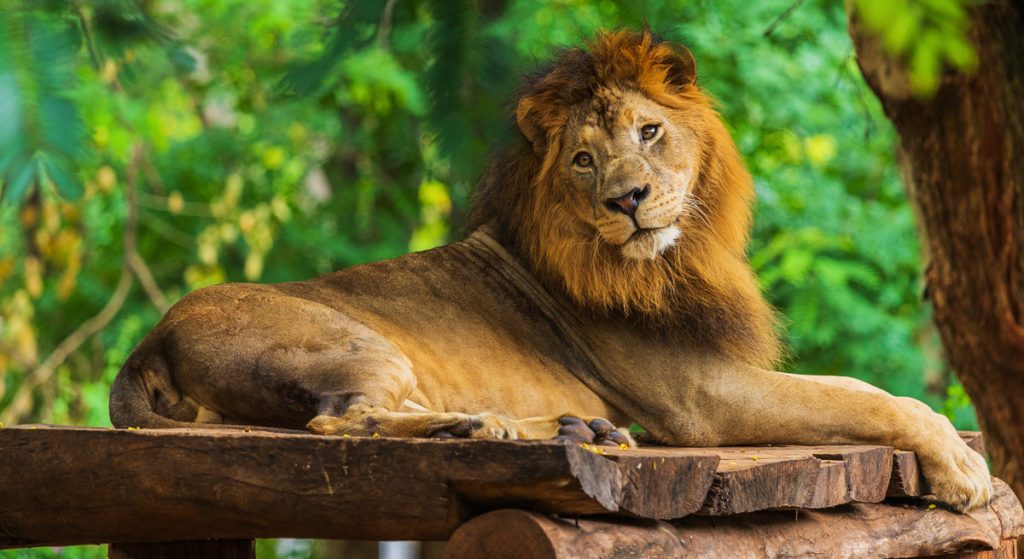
xmin=429 ymin=414 xmax=518 ymax=440
xmin=429 ymin=417 xmax=483 ymax=438
xmin=556 ymin=415 xmax=634 ymax=447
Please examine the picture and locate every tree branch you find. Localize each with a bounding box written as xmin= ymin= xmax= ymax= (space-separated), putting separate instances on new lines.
xmin=377 ymin=0 xmax=399 ymax=50
xmin=125 ymin=144 xmax=169 ymax=313
xmin=763 ymin=0 xmax=807 ymax=37
xmin=0 ymin=266 xmax=132 ymax=425
xmin=73 ymin=1 xmax=102 ymax=71
xmin=0 ymin=146 xmax=158 ymax=425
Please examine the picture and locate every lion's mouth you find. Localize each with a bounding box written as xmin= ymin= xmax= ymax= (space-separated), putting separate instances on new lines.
xmin=630 ymin=227 xmax=664 ymax=240
xmin=621 ymin=225 xmax=681 ymax=260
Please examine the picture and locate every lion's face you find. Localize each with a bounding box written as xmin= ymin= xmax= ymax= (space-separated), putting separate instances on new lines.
xmin=470 ymin=31 xmax=780 ymax=367
xmin=558 ymin=89 xmax=700 ymax=260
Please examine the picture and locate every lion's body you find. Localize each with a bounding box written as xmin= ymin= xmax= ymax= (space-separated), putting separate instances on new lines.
xmin=116 ymin=233 xmax=623 ymax=431
xmin=111 ymin=30 xmax=992 ymax=511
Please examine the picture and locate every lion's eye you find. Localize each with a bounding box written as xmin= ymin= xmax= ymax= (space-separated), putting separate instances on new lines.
xmin=640 ymin=124 xmax=659 ymax=141
xmin=573 ymin=151 xmax=593 ymax=168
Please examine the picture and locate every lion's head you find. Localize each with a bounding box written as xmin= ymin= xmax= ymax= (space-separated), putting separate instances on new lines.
xmin=469 ymin=30 xmax=781 ymax=368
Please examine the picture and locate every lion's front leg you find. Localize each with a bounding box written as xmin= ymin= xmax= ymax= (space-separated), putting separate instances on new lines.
xmin=671 ymin=363 xmax=992 ymax=511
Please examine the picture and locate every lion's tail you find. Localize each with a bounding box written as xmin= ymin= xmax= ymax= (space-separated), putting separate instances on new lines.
xmin=110 ymin=345 xmax=306 ymax=434
xmin=109 ymin=348 xmax=196 ymax=429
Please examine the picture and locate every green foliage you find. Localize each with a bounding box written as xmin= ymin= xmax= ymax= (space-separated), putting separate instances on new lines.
xmin=0 ymin=3 xmax=85 ymax=202
xmin=852 ymin=0 xmax=978 ymax=94
xmin=0 ymin=0 xmax=986 ymax=555
xmin=0 ymin=545 xmax=106 ymax=559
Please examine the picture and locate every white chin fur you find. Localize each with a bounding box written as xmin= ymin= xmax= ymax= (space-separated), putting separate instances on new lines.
xmin=621 ymin=225 xmax=680 ymax=260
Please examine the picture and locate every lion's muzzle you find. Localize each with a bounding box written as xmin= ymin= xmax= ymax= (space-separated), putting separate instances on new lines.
xmin=604 ymin=184 xmax=651 ymax=218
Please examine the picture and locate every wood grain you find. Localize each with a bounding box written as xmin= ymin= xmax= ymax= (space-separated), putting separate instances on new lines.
xmin=0 ymin=426 xmax=998 ymax=550
xmin=445 ymin=479 xmax=1024 ymax=559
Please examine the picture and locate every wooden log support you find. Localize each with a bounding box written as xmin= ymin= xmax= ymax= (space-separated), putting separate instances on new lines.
xmin=0 ymin=425 xmax=1001 ymax=552
xmin=443 ymin=480 xmax=1024 ymax=559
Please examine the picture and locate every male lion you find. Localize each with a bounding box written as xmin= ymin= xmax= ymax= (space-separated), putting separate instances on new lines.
xmin=110 ymin=30 xmax=991 ymax=511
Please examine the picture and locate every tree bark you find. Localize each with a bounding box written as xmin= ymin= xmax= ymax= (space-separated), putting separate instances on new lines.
xmin=849 ymin=2 xmax=1024 ymax=500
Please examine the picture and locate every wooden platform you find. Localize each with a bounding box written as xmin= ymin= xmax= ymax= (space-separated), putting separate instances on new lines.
xmin=0 ymin=425 xmax=1019 ymax=558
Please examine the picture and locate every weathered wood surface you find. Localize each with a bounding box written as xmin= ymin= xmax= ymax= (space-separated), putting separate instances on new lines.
xmin=444 ymin=480 xmax=1024 ymax=559
xmin=0 ymin=425 xmax=714 ymax=546
xmin=0 ymin=425 xmax=993 ymax=548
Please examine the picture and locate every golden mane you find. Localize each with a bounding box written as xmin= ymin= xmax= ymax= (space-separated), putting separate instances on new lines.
xmin=468 ymin=30 xmax=781 ymax=368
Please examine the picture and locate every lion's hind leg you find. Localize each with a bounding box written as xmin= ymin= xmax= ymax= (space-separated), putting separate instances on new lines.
xmin=307 ymin=405 xmax=524 ymax=440
xmin=306 ymin=407 xmax=634 ymax=445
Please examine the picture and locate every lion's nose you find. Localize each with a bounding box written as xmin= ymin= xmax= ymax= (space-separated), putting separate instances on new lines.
xmin=604 ymin=185 xmax=650 ymax=217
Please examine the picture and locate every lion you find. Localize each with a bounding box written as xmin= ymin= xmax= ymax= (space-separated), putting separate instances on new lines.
xmin=110 ymin=30 xmax=991 ymax=511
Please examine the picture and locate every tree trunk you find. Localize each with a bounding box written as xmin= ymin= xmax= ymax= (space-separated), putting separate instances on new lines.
xmin=848 ymin=3 xmax=1024 ymax=499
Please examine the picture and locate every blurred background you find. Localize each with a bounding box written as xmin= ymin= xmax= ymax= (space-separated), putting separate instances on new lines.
xmin=0 ymin=0 xmax=979 ymax=557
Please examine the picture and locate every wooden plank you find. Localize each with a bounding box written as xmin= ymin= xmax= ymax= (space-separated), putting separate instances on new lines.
xmin=0 ymin=426 xmax=617 ymax=546
xmin=889 ymin=449 xmax=923 ymax=497
xmin=698 ymin=447 xmax=823 ymax=515
xmin=597 ymin=447 xmax=719 ymax=519
xmin=444 ymin=480 xmax=1024 ymax=559
xmin=0 ymin=425 xmax=716 ymax=547
xmin=962 ymin=431 xmax=986 ymax=457
xmin=642 ymin=445 xmax=893 ymax=515
xmin=808 ymin=445 xmax=894 ymax=503
xmin=0 ymin=425 xmax=994 ymax=550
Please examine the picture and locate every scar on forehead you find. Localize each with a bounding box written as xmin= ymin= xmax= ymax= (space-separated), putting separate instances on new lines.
xmin=583 ymin=88 xmax=640 ymax=137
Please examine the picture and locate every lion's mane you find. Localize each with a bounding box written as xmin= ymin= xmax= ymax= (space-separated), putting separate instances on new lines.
xmin=468 ymin=30 xmax=781 ymax=368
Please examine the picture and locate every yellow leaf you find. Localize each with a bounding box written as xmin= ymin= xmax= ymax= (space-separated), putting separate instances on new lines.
xmin=0 ymin=257 xmax=13 ymax=283
xmin=97 ymin=166 xmax=117 ymax=192
xmin=223 ymin=173 xmax=244 ymax=210
xmin=261 ymin=146 xmax=286 ymax=170
xmin=24 ymin=257 xmax=43 ymax=298
xmin=101 ymin=60 xmax=118 ymax=84
xmin=244 ymin=252 xmax=263 ymax=280
xmin=287 ymin=122 xmax=307 ymax=144
xmin=167 ymin=191 xmax=185 ymax=214
xmin=804 ymin=134 xmax=837 ymax=167
xmin=271 ymin=196 xmax=291 ymax=222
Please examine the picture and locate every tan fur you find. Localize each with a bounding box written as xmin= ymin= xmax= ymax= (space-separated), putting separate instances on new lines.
xmin=111 ymin=30 xmax=991 ymax=511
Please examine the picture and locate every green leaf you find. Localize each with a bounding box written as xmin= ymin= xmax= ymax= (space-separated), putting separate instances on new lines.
xmin=909 ymin=31 xmax=943 ymax=95
xmin=40 ymin=97 xmax=83 ymax=159
xmin=943 ymin=34 xmax=978 ymax=71
xmin=4 ymin=157 xmax=37 ymax=203
xmin=40 ymin=155 xmax=81 ymax=200
xmin=882 ymin=6 xmax=920 ymax=55
xmin=167 ymin=43 xmax=197 ymax=74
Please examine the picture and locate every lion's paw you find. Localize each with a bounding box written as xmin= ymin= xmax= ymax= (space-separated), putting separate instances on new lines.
xmin=556 ymin=416 xmax=635 ymax=447
xmin=913 ymin=411 xmax=992 ymax=512
xmin=429 ymin=413 xmax=519 ymax=440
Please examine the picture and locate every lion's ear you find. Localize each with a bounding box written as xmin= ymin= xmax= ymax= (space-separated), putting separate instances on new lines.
xmin=516 ymin=96 xmax=549 ymax=156
xmin=661 ymin=44 xmax=697 ymax=89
